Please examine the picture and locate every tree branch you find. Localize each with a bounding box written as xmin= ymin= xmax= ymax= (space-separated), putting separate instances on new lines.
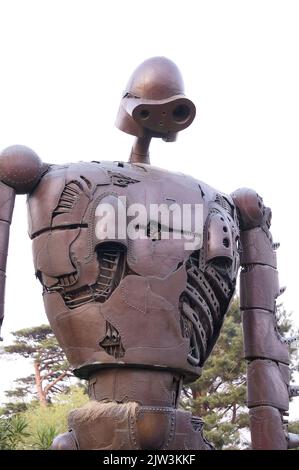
xmin=44 ymin=371 xmax=69 ymax=396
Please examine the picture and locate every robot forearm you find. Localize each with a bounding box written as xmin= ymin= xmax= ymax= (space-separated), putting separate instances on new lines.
xmin=0 ymin=182 xmax=15 ymax=339
xmin=232 ymin=188 xmax=299 ymax=450
xmin=240 ymin=226 xmax=289 ymax=449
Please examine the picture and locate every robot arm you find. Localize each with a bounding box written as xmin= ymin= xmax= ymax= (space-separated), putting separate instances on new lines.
xmin=232 ymin=188 xmax=299 ymax=450
xmin=0 ymin=145 xmax=45 ymax=339
xmin=0 ymin=182 xmax=15 ymax=339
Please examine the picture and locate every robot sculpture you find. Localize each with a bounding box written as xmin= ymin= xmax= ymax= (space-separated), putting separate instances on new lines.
xmin=0 ymin=57 xmax=298 ymax=450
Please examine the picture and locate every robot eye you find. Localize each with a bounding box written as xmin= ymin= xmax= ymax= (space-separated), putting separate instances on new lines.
xmin=139 ymin=109 xmax=150 ymax=120
xmin=172 ymin=104 xmax=190 ymax=123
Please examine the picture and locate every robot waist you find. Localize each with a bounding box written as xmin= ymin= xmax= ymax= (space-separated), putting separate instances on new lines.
xmin=87 ymin=368 xmax=183 ymax=408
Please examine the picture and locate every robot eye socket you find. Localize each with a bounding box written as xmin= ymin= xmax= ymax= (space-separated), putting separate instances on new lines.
xmin=139 ymin=109 xmax=150 ymax=120
xmin=172 ymin=104 xmax=190 ymax=123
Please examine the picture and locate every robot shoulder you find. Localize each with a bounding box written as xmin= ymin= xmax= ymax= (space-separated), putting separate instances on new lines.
xmin=0 ymin=145 xmax=47 ymax=194
xmin=231 ymin=187 xmax=270 ymax=230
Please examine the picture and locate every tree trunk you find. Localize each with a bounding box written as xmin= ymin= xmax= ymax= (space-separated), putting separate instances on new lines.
xmin=231 ymin=403 xmax=237 ymax=424
xmin=192 ymin=389 xmax=203 ymax=415
xmin=34 ymin=361 xmax=47 ymax=406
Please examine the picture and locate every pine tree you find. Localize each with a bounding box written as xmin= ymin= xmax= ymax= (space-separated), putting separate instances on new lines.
xmin=3 ymin=325 xmax=72 ymax=407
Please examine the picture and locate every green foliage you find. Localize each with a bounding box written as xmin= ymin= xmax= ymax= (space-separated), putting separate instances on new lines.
xmin=18 ymin=386 xmax=88 ymax=450
xmin=4 ymin=325 xmax=53 ymax=358
xmin=203 ymin=413 xmax=242 ymax=450
xmin=289 ymin=421 xmax=299 ymax=434
xmin=32 ymin=426 xmax=58 ymax=450
xmin=0 ymin=402 xmax=29 ymax=417
xmin=4 ymin=324 xmax=61 ymax=363
xmin=0 ymin=415 xmax=29 ymax=450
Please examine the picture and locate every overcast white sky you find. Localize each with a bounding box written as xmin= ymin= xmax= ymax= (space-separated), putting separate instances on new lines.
xmin=0 ymin=0 xmax=299 ymax=417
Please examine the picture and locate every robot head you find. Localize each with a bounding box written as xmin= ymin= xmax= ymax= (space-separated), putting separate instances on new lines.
xmin=115 ymin=57 xmax=196 ymax=142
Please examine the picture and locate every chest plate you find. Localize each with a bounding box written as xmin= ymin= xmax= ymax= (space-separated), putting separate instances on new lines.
xmin=29 ymin=161 xmax=240 ymax=381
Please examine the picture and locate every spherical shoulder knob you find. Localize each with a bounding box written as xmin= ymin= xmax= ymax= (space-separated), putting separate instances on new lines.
xmin=231 ymin=187 xmax=265 ymax=230
xmin=0 ymin=145 xmax=44 ymax=194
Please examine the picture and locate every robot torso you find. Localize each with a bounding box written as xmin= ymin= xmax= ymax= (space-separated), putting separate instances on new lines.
xmin=28 ymin=161 xmax=240 ymax=382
